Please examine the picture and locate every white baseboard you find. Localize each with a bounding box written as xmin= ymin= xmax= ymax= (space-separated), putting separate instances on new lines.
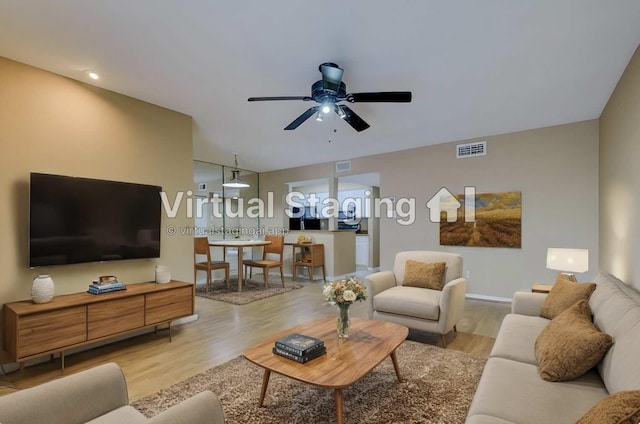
xmin=466 ymin=293 xmax=512 ymax=303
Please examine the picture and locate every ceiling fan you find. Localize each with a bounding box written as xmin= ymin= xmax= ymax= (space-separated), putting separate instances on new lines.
xmin=248 ymin=62 xmax=412 ymax=132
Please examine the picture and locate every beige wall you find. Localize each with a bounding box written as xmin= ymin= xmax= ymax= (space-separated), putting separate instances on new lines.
xmin=0 ymin=57 xmax=194 ymax=308
xmin=260 ymin=120 xmax=600 ymax=298
xmin=600 ymin=45 xmax=640 ymax=290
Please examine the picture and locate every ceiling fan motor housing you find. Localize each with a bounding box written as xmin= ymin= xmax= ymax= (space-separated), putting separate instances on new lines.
xmin=312 ymin=80 xmax=347 ymax=103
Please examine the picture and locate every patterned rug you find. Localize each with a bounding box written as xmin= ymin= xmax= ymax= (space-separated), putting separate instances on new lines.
xmin=132 ymin=341 xmax=486 ymax=423
xmin=195 ymin=276 xmax=304 ymax=305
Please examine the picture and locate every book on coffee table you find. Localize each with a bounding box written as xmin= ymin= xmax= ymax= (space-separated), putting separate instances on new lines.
xmin=275 ymin=333 xmax=324 ymax=357
xmin=272 ymin=346 xmax=326 ymax=363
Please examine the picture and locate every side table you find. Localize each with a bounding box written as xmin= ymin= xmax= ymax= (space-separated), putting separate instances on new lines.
xmin=292 ymin=243 xmax=326 ymax=282
xmin=531 ymin=283 xmax=553 ymax=294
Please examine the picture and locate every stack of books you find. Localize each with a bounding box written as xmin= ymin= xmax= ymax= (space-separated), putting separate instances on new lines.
xmin=272 ymin=333 xmax=326 ymax=363
xmin=87 ymin=276 xmax=126 ymax=295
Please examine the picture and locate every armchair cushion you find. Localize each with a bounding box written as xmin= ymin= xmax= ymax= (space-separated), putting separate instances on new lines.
xmin=373 ymin=286 xmax=440 ymax=320
xmin=86 ymin=407 xmax=147 ymax=424
xmin=402 ymin=260 xmax=446 ymax=290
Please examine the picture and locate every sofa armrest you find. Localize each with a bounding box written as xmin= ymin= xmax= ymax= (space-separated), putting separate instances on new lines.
xmin=364 ymin=271 xmax=397 ymax=319
xmin=147 ymin=391 xmax=225 ymax=424
xmin=512 ymin=291 xmax=547 ymax=316
xmin=438 ymin=278 xmax=468 ymax=334
xmin=0 ymin=362 xmax=129 ymax=424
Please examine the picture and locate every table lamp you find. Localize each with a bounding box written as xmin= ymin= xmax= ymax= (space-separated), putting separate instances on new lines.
xmin=546 ymin=248 xmax=589 ymax=282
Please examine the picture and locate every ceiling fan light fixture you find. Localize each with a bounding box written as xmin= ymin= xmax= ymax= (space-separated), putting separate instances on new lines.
xmin=316 ymin=110 xmax=324 ymax=122
xmin=222 ymin=154 xmax=250 ymax=188
xmin=321 ymin=103 xmax=332 ymax=114
xmin=335 ymin=105 xmax=346 ymax=119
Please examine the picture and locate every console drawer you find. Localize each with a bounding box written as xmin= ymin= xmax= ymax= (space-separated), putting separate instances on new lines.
xmin=145 ymin=286 xmax=193 ymax=325
xmin=88 ymin=296 xmax=145 ymax=340
xmin=18 ymin=306 xmax=87 ymax=358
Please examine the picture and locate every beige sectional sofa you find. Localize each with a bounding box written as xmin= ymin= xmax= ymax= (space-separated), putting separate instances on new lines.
xmin=466 ymin=272 xmax=640 ymax=423
xmin=0 ymin=362 xmax=225 ymax=424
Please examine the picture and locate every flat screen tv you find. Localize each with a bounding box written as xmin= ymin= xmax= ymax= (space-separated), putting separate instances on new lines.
xmin=29 ymin=173 xmax=162 ymax=267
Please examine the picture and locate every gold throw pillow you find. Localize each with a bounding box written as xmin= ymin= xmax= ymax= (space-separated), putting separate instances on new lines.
xmin=402 ymin=260 xmax=446 ymax=290
xmin=540 ymin=277 xmax=596 ymax=319
xmin=534 ymin=300 xmax=613 ymax=382
xmin=576 ymin=390 xmax=640 ymax=424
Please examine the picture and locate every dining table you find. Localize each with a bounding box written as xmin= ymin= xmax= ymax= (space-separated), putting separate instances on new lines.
xmin=208 ymin=239 xmax=271 ymax=292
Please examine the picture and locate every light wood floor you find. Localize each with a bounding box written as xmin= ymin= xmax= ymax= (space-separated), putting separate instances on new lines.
xmin=0 ymin=280 xmax=510 ymax=401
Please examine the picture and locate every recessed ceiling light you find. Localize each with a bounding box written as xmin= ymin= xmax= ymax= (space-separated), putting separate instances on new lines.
xmin=87 ymin=72 xmax=99 ymax=80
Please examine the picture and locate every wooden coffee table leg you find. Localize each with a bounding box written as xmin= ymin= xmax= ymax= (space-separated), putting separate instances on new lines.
xmin=335 ymin=388 xmax=344 ymax=424
xmin=258 ymin=369 xmax=271 ymax=407
xmin=390 ymin=350 xmax=402 ymax=382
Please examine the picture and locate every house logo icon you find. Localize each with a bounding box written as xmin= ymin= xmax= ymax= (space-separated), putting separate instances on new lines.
xmin=425 ymin=187 xmax=476 ymax=223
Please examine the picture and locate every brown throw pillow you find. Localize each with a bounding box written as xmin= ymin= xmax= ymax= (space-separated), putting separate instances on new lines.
xmin=576 ymin=390 xmax=640 ymax=424
xmin=534 ymin=300 xmax=613 ymax=382
xmin=540 ymin=277 xmax=596 ymax=319
xmin=402 ymin=260 xmax=446 ymax=290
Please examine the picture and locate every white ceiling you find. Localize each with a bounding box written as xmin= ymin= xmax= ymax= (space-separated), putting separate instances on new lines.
xmin=1 ymin=1 xmax=639 ymax=172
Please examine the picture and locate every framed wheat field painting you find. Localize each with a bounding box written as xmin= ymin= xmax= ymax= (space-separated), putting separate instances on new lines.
xmin=440 ymin=191 xmax=521 ymax=248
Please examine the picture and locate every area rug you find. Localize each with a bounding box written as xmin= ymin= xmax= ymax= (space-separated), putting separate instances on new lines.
xmin=132 ymin=341 xmax=486 ymax=423
xmin=195 ymin=277 xmax=304 ymax=305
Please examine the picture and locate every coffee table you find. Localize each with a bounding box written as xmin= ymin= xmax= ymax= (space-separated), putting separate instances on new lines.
xmin=243 ymin=317 xmax=409 ymax=424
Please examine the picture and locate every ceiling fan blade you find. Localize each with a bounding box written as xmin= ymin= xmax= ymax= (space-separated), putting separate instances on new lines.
xmin=348 ymin=91 xmax=412 ymax=103
xmin=284 ymin=106 xmax=319 ymax=130
xmin=320 ymin=63 xmax=344 ymax=92
xmin=337 ymin=105 xmax=370 ymax=132
xmin=248 ymin=96 xmax=312 ymax=102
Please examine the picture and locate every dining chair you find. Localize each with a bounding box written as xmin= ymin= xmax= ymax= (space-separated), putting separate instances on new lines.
xmin=194 ymin=237 xmax=230 ymax=293
xmin=243 ymin=235 xmax=285 ymax=288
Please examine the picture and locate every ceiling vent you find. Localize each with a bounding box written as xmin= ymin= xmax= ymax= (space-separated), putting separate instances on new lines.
xmin=457 ymin=141 xmax=486 ymax=159
xmin=335 ymin=160 xmax=352 ymax=172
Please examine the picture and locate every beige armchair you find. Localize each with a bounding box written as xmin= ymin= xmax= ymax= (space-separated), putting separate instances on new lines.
xmin=365 ymin=251 xmax=467 ymax=347
xmin=0 ymin=362 xmax=225 ymax=423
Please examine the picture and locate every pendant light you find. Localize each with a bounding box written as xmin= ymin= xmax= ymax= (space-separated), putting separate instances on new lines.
xmin=222 ymin=153 xmax=250 ymax=188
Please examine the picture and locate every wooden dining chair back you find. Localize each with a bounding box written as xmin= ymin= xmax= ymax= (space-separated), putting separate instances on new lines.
xmin=243 ymin=235 xmax=285 ymax=288
xmin=194 ymin=237 xmax=230 ymax=293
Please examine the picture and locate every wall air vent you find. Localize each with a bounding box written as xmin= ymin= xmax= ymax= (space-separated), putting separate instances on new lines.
xmin=456 ymin=141 xmax=486 ymax=159
xmin=335 ymin=160 xmax=352 ymax=172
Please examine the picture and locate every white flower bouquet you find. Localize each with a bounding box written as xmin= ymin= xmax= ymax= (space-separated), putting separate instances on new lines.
xmin=322 ymin=277 xmax=367 ymax=305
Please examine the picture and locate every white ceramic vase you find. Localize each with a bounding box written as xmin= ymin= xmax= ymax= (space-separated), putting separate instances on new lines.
xmin=32 ymin=274 xmax=54 ymax=303
xmin=155 ymin=265 xmax=171 ymax=284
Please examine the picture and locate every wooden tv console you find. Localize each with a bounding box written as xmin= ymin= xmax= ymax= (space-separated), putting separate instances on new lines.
xmin=3 ymin=280 xmax=194 ymax=372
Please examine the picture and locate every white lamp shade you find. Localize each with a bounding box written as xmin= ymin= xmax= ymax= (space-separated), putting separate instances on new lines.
xmin=546 ymin=248 xmax=589 ymax=273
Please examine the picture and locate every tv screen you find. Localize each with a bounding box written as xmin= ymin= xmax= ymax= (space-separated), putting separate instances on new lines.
xmin=29 ymin=173 xmax=162 ymax=267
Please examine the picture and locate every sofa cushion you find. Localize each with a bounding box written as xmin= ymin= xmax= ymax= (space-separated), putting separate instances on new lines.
xmin=534 ymin=300 xmax=613 ymax=382
xmin=402 ymin=260 xmax=446 ymax=290
xmin=575 ymin=390 xmax=640 ymax=424
xmin=490 ymin=314 xmax=549 ymax=365
xmin=85 ymin=406 xmax=147 ymax=424
xmin=467 ymin=357 xmax=608 ymax=424
xmin=373 ymin=286 xmax=440 ymax=320
xmin=540 ymin=277 xmax=596 ymax=319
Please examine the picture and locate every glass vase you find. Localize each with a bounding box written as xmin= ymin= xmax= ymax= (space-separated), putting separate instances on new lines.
xmin=337 ymin=303 xmax=351 ymax=338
